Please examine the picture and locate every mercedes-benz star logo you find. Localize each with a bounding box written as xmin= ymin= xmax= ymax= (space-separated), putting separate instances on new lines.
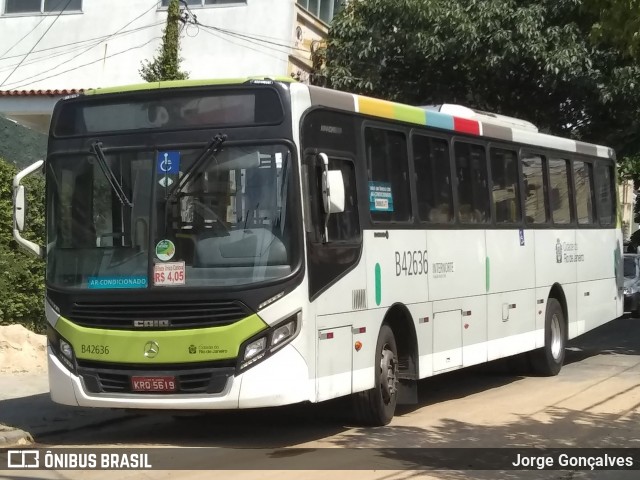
xmin=143 ymin=341 xmax=159 ymax=358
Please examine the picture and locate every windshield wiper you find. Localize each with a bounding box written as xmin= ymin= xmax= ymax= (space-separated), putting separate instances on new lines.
xmin=166 ymin=133 xmax=227 ymax=203
xmin=90 ymin=141 xmax=133 ymax=207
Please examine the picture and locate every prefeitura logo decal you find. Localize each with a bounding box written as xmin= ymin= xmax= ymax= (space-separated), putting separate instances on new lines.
xmin=155 ymin=239 xmax=175 ymax=261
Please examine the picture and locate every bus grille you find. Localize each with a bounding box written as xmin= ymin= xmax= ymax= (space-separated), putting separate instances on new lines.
xmin=77 ymin=360 xmax=235 ymax=394
xmin=69 ymin=300 xmax=251 ymax=329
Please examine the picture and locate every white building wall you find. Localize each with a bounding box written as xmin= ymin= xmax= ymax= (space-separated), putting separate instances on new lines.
xmin=0 ymin=0 xmax=297 ymax=91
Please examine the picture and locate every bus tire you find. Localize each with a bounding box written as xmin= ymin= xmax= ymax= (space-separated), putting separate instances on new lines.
xmin=352 ymin=324 xmax=398 ymax=426
xmin=529 ymin=298 xmax=565 ymax=376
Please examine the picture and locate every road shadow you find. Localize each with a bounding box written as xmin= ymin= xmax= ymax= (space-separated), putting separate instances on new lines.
xmin=15 ymin=315 xmax=639 ymax=453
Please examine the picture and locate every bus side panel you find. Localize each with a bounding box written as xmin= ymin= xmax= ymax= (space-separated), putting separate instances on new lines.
xmin=427 ymin=230 xmax=487 ymax=371
xmin=576 ymin=228 xmax=619 ymax=331
xmin=363 ymin=230 xmax=429 ymax=309
xmin=426 ymin=230 xmax=486 ymax=301
xmin=485 ymin=229 xmax=537 ymax=360
xmin=485 ymin=229 xmax=535 ymax=294
xmin=534 ymin=229 xmax=578 ymax=338
xmin=487 ymin=289 xmax=537 ymax=361
xmin=430 ymin=295 xmax=487 ymax=370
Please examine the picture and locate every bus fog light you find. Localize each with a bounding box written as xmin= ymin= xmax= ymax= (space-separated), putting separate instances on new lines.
xmin=60 ymin=339 xmax=74 ymax=360
xmin=271 ymin=320 xmax=295 ymax=347
xmin=243 ymin=337 xmax=267 ymax=361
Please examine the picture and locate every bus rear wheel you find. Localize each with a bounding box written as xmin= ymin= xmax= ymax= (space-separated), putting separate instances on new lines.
xmin=529 ymin=297 xmax=566 ymax=376
xmin=352 ymin=324 xmax=398 ymax=426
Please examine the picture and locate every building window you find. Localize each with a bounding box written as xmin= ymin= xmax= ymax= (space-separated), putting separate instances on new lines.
xmin=160 ymin=0 xmax=242 ymax=7
xmin=4 ymin=0 xmax=82 ymax=14
xmin=297 ymin=0 xmax=342 ymax=24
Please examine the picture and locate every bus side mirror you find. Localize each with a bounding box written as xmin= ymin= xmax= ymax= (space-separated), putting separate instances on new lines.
xmin=13 ymin=159 xmax=44 ymax=257
xmin=14 ymin=185 xmax=26 ymax=232
xmin=322 ymin=170 xmax=345 ymax=214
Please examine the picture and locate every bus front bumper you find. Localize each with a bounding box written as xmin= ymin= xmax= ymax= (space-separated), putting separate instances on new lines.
xmin=48 ymin=344 xmax=310 ymax=409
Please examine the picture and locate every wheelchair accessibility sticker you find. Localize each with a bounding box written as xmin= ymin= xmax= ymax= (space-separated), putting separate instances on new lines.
xmin=157 ymin=151 xmax=180 ymax=175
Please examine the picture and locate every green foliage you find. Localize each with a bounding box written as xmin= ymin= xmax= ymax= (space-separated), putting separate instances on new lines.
xmin=317 ymin=0 xmax=640 ymax=163
xmin=139 ymin=0 xmax=188 ymax=82
xmin=0 ymin=115 xmax=47 ymax=169
xmin=0 ymin=159 xmax=45 ymax=332
xmin=583 ymin=0 xmax=640 ymax=60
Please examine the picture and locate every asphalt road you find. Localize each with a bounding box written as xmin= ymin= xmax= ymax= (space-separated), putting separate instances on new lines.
xmin=2 ymin=314 xmax=640 ymax=479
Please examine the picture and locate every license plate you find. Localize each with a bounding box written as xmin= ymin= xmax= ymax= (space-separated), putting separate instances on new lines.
xmin=131 ymin=376 xmax=177 ymax=392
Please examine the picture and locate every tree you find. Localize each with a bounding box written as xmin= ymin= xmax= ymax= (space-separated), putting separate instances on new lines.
xmin=0 ymin=159 xmax=46 ymax=332
xmin=583 ymin=0 xmax=640 ymax=60
xmin=316 ymin=0 xmax=640 ymax=162
xmin=139 ymin=0 xmax=188 ymax=82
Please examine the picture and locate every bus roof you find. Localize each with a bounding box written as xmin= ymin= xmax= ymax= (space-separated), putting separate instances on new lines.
xmin=85 ymin=76 xmax=296 ymax=96
xmin=303 ymin=85 xmax=615 ymax=160
xmin=84 ymin=77 xmax=614 ymax=160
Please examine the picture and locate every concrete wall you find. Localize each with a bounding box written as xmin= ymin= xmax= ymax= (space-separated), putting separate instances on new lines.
xmin=0 ymin=0 xmax=299 ymax=91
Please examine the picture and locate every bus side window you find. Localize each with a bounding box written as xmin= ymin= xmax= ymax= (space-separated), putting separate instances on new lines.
xmin=305 ymin=156 xmax=360 ymax=243
xmin=595 ymin=163 xmax=615 ymax=226
xmin=412 ymin=135 xmax=453 ymax=223
xmin=454 ymin=142 xmax=490 ymax=224
xmin=364 ymin=127 xmax=411 ymax=222
xmin=573 ymin=160 xmax=595 ymax=224
xmin=490 ymin=147 xmax=521 ymax=224
xmin=548 ymin=158 xmax=572 ymax=225
xmin=521 ymin=153 xmax=548 ymax=224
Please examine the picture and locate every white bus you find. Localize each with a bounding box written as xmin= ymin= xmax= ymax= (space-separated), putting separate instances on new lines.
xmin=13 ymin=77 xmax=623 ymax=426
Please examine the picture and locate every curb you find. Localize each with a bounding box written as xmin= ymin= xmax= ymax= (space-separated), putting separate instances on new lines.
xmin=0 ymin=425 xmax=33 ymax=447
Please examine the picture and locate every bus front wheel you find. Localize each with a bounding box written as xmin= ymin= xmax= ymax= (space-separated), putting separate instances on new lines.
xmin=352 ymin=324 xmax=398 ymax=426
xmin=529 ymin=297 xmax=566 ymax=376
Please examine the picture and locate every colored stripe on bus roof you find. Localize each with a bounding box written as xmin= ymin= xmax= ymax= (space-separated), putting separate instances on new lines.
xmin=355 ymin=94 xmax=482 ymax=136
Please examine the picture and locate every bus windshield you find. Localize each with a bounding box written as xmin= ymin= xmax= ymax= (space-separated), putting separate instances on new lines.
xmin=46 ymin=143 xmax=296 ymax=289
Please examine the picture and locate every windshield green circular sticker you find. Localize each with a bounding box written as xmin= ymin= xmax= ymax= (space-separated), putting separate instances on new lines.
xmin=155 ymin=239 xmax=176 ymax=261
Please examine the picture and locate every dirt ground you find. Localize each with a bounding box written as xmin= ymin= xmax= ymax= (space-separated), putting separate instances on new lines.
xmin=0 ymin=324 xmax=46 ymax=374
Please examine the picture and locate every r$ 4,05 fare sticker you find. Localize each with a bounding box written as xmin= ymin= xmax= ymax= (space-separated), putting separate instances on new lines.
xmin=154 ymin=261 xmax=185 ymax=286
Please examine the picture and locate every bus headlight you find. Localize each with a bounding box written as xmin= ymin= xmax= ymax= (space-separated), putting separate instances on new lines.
xmin=60 ymin=339 xmax=74 ymax=360
xmin=271 ymin=320 xmax=296 ymax=348
xmin=239 ymin=312 xmax=300 ymax=371
xmin=47 ymin=326 xmax=77 ymax=373
xmin=243 ymin=337 xmax=267 ymax=362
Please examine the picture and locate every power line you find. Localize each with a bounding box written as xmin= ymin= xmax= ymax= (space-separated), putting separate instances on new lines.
xmin=2 ymin=0 xmax=161 ymax=90
xmin=0 ymin=21 xmax=164 ymax=74
xmin=0 ymin=11 xmax=52 ymax=60
xmin=198 ymin=24 xmax=287 ymax=64
xmin=6 ymin=37 xmax=161 ymax=91
xmin=1 ymin=0 xmax=73 ymax=87
xmin=0 ymin=21 xmax=164 ymax=63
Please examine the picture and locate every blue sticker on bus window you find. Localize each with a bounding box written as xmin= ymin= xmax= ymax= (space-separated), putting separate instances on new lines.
xmin=88 ymin=276 xmax=148 ymax=289
xmin=157 ymin=151 xmax=180 ymax=174
xmin=369 ymin=181 xmax=394 ymax=212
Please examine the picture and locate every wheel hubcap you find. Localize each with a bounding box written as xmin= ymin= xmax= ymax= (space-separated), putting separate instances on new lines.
xmin=379 ymin=344 xmax=397 ymax=404
xmin=550 ymin=313 xmax=563 ymax=360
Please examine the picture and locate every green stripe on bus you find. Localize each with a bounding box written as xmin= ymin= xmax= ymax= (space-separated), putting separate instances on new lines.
xmin=486 ymin=256 xmax=490 ymax=292
xmin=393 ymin=103 xmax=427 ymax=125
xmin=375 ymin=263 xmax=382 ymax=306
xmin=55 ymin=314 xmax=268 ymax=363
